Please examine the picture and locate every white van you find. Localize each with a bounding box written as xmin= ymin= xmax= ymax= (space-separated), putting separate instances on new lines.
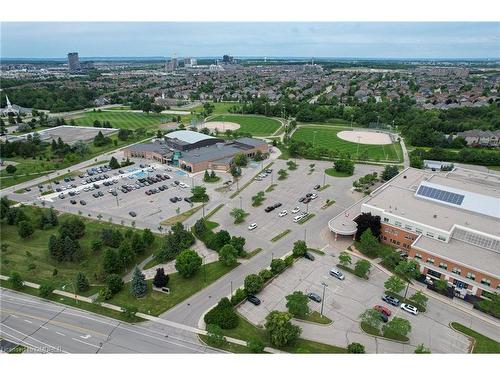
xmin=329 ymin=268 xmax=345 ymax=280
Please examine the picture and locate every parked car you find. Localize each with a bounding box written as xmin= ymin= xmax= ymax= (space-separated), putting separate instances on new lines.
xmin=303 ymin=197 xmax=312 ymax=204
xmin=58 ymin=193 xmax=65 ymax=199
xmin=79 ymin=200 xmax=86 ymax=205
xmin=265 ymin=169 xmax=273 ymax=174
xmin=303 ymin=252 xmax=315 ymax=261
xmin=310 ymin=193 xmax=318 ymax=200
xmin=70 ymin=199 xmax=77 ymax=205
xmin=306 ymin=193 xmax=313 ymax=197
xmin=400 ymin=303 xmax=418 ymax=315
xmin=291 ymin=207 xmax=300 ymax=214
xmin=129 ymin=211 xmax=137 ymax=217
xmin=98 ymin=191 xmax=104 ymax=197
xmin=184 ymin=197 xmax=192 ymax=203
xmin=329 ymin=268 xmax=345 ymax=280
xmin=170 ymin=197 xmax=179 ymax=203
xmin=307 ymin=292 xmax=322 ymax=303
xmin=374 ymin=305 xmax=392 ymax=316
xmin=92 ymin=193 xmax=99 ymax=198
xmin=382 ymin=294 xmax=400 ymax=307
xmin=246 ymin=295 xmax=261 ymax=306
xmin=313 ymin=184 xmax=321 ymax=190
xmin=248 ymin=223 xmax=258 ymax=231
xmin=278 ymin=210 xmax=288 ymax=217
xmin=264 ymin=206 xmax=275 ymax=213
xmin=298 ymin=197 xmax=306 ymax=202
xmin=293 ymin=213 xmax=307 ymax=223
xmin=377 ymin=311 xmax=389 ymax=323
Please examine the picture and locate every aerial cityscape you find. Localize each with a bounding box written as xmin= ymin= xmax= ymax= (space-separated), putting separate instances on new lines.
xmin=0 ymin=19 xmax=499 ymax=362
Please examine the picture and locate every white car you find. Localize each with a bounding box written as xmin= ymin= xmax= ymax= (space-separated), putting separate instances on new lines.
xmin=254 ymin=177 xmax=262 ymax=181
xmin=248 ymin=223 xmax=258 ymax=231
xmin=291 ymin=207 xmax=300 ymax=214
xmin=310 ymin=193 xmax=318 ymax=200
xmin=400 ymin=303 xmax=419 ymax=315
xmin=82 ymin=181 xmax=88 ymax=185
xmin=278 ymin=210 xmax=288 ymax=217
xmin=258 ymin=173 xmax=267 ymax=178
xmin=329 ymin=268 xmax=345 ymax=280
xmin=179 ymin=182 xmax=189 ymax=188
xmin=293 ymin=213 xmax=307 ymax=222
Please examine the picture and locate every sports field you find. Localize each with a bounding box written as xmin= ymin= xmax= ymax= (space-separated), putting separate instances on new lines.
xmin=71 ymin=111 xmax=170 ymax=130
xmin=292 ymin=126 xmax=402 ymax=162
xmin=207 ymin=114 xmax=282 ymax=136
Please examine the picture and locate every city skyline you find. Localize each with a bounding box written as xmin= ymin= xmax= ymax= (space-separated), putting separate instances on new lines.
xmin=1 ymin=22 xmax=499 ymax=59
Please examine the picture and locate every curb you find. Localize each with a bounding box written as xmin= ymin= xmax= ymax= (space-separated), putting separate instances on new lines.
xmin=448 ymin=322 xmax=475 ymax=353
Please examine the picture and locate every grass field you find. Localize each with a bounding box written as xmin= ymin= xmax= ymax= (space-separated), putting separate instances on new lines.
xmin=72 ymin=111 xmax=171 ymax=130
xmin=451 ymin=322 xmax=500 ymax=353
xmin=207 ymin=114 xmax=282 ymax=136
xmin=292 ymin=126 xmax=402 ymax=162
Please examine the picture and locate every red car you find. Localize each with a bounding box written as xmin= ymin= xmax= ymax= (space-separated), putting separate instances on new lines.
xmin=374 ymin=305 xmax=392 ymax=316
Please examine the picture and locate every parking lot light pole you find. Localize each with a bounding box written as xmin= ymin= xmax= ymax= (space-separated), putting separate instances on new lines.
xmin=203 ymin=255 xmax=207 ymax=284
xmin=239 ymin=196 xmax=242 ymax=210
xmin=323 ymin=171 xmax=326 ymax=187
xmin=304 ymin=228 xmax=307 ymax=242
xmin=320 ymin=282 xmax=327 ymax=316
xmin=230 ymin=281 xmax=233 ymax=297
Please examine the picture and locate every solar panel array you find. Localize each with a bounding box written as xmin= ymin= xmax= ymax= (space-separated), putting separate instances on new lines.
xmin=416 ymin=185 xmax=465 ymax=205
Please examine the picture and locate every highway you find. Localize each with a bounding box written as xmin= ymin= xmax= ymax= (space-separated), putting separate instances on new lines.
xmin=0 ymin=288 xmax=219 ymax=354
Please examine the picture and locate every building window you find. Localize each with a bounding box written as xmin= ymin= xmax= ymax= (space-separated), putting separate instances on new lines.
xmin=452 ymin=268 xmax=461 ymax=275
xmin=415 ymin=228 xmax=423 ymax=234
xmin=404 ymin=225 xmax=413 ymax=231
xmin=481 ymin=279 xmax=491 ymax=287
xmin=396 ymin=241 xmax=400 ymax=246
xmin=426 ymin=232 xmax=435 ymax=238
xmin=394 ymin=221 xmax=402 ymax=227
xmin=383 ymin=217 xmax=389 ymax=223
xmin=466 ymin=272 xmax=476 ymax=281
xmin=415 ymin=253 xmax=422 ymax=260
xmin=427 ymin=258 xmax=434 ymax=265
xmin=437 ymin=235 xmax=446 ymax=241
xmin=439 ymin=262 xmax=448 ymax=270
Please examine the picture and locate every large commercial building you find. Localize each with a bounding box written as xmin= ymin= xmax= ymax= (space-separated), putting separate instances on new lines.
xmin=124 ymin=130 xmax=269 ymax=173
xmin=67 ymin=52 xmax=80 ymax=72
xmin=329 ymin=167 xmax=500 ymax=299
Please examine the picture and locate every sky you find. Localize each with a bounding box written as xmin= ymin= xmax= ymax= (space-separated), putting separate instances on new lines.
xmin=1 ymin=22 xmax=499 ymax=59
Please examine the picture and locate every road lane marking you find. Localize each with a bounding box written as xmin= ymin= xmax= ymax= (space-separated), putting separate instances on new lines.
xmin=11 ymin=314 xmax=19 ymax=318
xmin=80 ymin=334 xmax=91 ymax=339
xmin=24 ymin=319 xmax=33 ymax=324
xmin=0 ymin=322 xmax=70 ymax=353
xmin=40 ymin=326 xmax=48 ymax=330
xmin=56 ymin=331 xmax=66 ymax=336
xmin=71 ymin=337 xmax=101 ymax=348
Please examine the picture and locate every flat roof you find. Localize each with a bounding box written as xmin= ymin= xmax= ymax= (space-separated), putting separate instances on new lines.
xmin=413 ymin=235 xmax=499 ymax=278
xmin=180 ymin=138 xmax=266 ymax=164
xmin=165 ymin=130 xmax=215 ymax=144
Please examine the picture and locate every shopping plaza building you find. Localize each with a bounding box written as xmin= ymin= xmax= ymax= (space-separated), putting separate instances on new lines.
xmin=124 ymin=130 xmax=269 ymax=173
xmin=329 ymin=167 xmax=500 ymax=299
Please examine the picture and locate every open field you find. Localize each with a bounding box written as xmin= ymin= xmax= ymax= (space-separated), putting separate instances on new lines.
xmin=292 ymin=126 xmax=402 ymax=162
xmin=207 ymin=115 xmax=281 ymax=136
xmin=72 ymin=111 xmax=171 ymax=130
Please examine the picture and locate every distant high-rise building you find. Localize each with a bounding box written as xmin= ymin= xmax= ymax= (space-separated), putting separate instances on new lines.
xmin=222 ymin=54 xmax=234 ymax=64
xmin=166 ymin=57 xmax=178 ymax=71
xmin=67 ymin=52 xmax=80 ymax=72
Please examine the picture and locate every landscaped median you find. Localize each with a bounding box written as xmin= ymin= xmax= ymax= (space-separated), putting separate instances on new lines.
xmin=160 ymin=205 xmax=203 ymax=226
xmin=297 ymin=213 xmax=315 ymax=224
xmin=450 ymin=322 xmax=500 ymax=353
xmin=271 ymin=229 xmax=291 ymax=242
xmin=230 ymin=161 xmax=274 ymax=199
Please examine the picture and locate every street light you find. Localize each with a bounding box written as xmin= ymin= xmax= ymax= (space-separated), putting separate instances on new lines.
xmin=313 ymin=130 xmax=318 ymax=148
xmin=202 ymin=255 xmax=207 ymax=284
xmin=304 ymin=228 xmax=307 ymax=242
xmin=320 ymin=282 xmax=327 ymax=316
xmin=239 ymin=196 xmax=242 ymax=210
xmin=322 ymin=171 xmax=326 ymax=187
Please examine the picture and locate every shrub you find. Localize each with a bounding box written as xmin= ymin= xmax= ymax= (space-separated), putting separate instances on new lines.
xmin=244 ymin=274 xmax=263 ymax=295
xmin=18 ymin=220 xmax=34 ymax=238
xmin=258 ymin=269 xmax=273 ymax=281
xmin=75 ymin=272 xmax=90 ymax=293
xmin=106 ymin=274 xmax=124 ymax=295
xmin=175 ymin=249 xmax=202 ymax=278
xmin=270 ymin=258 xmax=286 ymax=275
xmin=231 ymin=288 xmax=247 ymax=306
xmin=284 ymin=255 xmax=294 ymax=267
xmin=347 ymin=342 xmax=365 ymax=353
xmin=204 ymin=297 xmax=239 ymax=329
xmin=153 ymin=268 xmax=169 ymax=288
xmin=9 ymin=271 xmax=23 ymax=289
xmin=206 ymin=324 xmax=226 ymax=347
xmin=247 ymin=339 xmax=265 ymax=353
xmin=292 ymin=240 xmax=307 ymax=257
xmin=39 ymin=282 xmax=54 ymax=298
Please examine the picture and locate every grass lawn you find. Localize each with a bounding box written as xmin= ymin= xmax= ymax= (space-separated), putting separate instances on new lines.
xmin=207 ymin=114 xmax=281 ymax=136
xmin=292 ymin=126 xmax=402 ymax=162
xmin=298 ymin=213 xmax=315 ymax=224
xmin=265 ymin=184 xmax=277 ymax=192
xmin=72 ymin=111 xmax=171 ymax=130
xmin=161 ymin=205 xmax=203 ymax=226
xmin=360 ymin=321 xmax=409 ymax=342
xmin=0 ymin=206 xmax=160 ymax=292
xmin=308 ymin=248 xmax=325 ymax=256
xmin=241 ymin=248 xmax=262 ymax=259
xmin=220 ymin=313 xmax=346 ymax=353
xmin=451 ymin=322 xmax=500 ymax=353
xmin=325 ymin=167 xmax=353 ymax=177
xmin=271 ymin=229 xmax=291 ymax=242
xmin=205 ymin=204 xmax=224 ymax=219
xmin=198 ymin=334 xmax=255 ymax=353
xmin=192 ymin=102 xmax=240 ymax=115
xmin=298 ymin=311 xmax=332 ymax=325
xmin=487 ymin=165 xmax=500 ymax=172
xmin=317 ymin=184 xmax=331 ymax=191
xmin=107 ymin=261 xmax=238 ymax=316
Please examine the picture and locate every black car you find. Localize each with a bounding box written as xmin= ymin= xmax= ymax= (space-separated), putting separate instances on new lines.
xmin=174 ymin=180 xmax=180 ymax=185
xmin=70 ymin=199 xmax=77 ymax=205
xmin=129 ymin=211 xmax=137 ymax=217
xmin=247 ymin=295 xmax=261 ymax=306
xmin=307 ymin=292 xmax=322 ymax=303
xmin=298 ymin=197 xmax=306 ymax=202
xmin=273 ymin=202 xmax=282 ymax=209
xmin=24 ymin=187 xmax=32 ymax=192
xmin=98 ymin=191 xmax=104 ymax=197
xmin=158 ymin=186 xmax=165 ymax=191
xmin=303 ymin=197 xmax=312 ymax=204
xmin=303 ymin=252 xmax=315 ymax=261
xmin=314 ymin=184 xmax=321 ymax=190
xmin=162 ymin=185 xmax=168 ymax=190
xmin=80 ymin=200 xmax=86 ymax=205
xmin=264 ymin=206 xmax=275 ymax=213
xmin=184 ymin=197 xmax=192 ymax=203
xmin=306 ymin=193 xmax=313 ymax=198
xmin=382 ymin=294 xmax=400 ymax=306
xmin=170 ymin=197 xmax=179 ymax=203
xmin=92 ymin=193 xmax=99 ymax=198
xmin=53 ymin=180 xmax=60 ymax=185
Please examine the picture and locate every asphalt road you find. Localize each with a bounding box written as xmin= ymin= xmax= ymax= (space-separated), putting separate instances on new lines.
xmin=0 ymin=288 xmax=219 ymax=354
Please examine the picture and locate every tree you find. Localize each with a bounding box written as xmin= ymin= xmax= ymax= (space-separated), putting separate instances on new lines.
xmin=338 ymin=251 xmax=352 ymax=267
xmin=91 ymin=240 xmax=103 ymax=253
xmin=285 ymin=291 xmax=310 ymax=317
xmin=213 ymin=230 xmax=231 ymax=250
xmin=354 ymin=259 xmax=371 ymax=278
xmin=233 ymin=153 xmax=248 ymax=167
xmin=130 ymin=232 xmax=146 ymax=255
xmin=191 ymin=186 xmax=209 ymax=202
xmin=48 ymin=234 xmax=62 ymax=261
xmin=251 ymin=191 xmax=265 ymax=206
xmin=394 ymin=260 xmax=420 ymax=280
xmin=109 ymin=156 xmax=120 ymax=169
xmin=9 ymin=271 xmax=24 ymax=289
xmin=153 ymin=268 xmax=169 ymax=288
xmin=381 ymin=165 xmax=399 ymax=181
xmin=347 ymin=342 xmax=365 ymax=353
xmin=204 ymin=297 xmax=239 ymax=329
xmin=360 ymin=308 xmax=382 ymax=330
xmin=106 ymin=274 xmax=124 ymax=295
xmin=59 ymin=217 xmax=85 ymax=240
xmin=264 ymin=311 xmax=301 ymax=347
xmin=175 ymin=249 xmax=202 ymax=278
xmin=384 ymin=275 xmax=406 ymax=294
xmin=17 ymin=220 xmax=34 ymax=238
xmin=39 ymin=282 xmax=54 ymax=298
xmin=277 ymin=169 xmax=288 ymax=180
xmin=219 ymin=244 xmax=238 ymax=267
xmin=433 ymin=278 xmax=448 ymax=293
xmin=130 ymin=266 xmax=147 ymax=298
xmin=414 ymin=344 xmax=431 ymax=354
xmin=230 ymin=165 xmax=241 ymax=178
xmin=102 ymin=249 xmax=122 ymax=274
xmin=142 ymin=228 xmax=155 ymax=247
xmin=230 ymin=207 xmax=247 ymax=224
xmin=292 ymin=240 xmax=307 ymax=257
xmin=357 ymin=228 xmax=379 ymax=257
xmin=247 ymin=339 xmax=265 ymax=353
xmin=334 ymin=158 xmax=354 ymax=175
xmin=410 ymin=154 xmax=424 ymax=169
xmin=229 ymin=236 xmax=245 ymax=256
xmin=76 ymin=272 xmax=90 ymax=293
xmin=354 ymin=212 xmax=381 ymax=242
xmin=244 ymin=274 xmax=263 ymax=295
xmin=5 ymin=164 xmax=17 ymax=174
xmin=203 ymin=170 xmax=210 ymax=182
xmin=383 ymin=317 xmax=411 ymax=338
xmin=270 ymin=258 xmax=286 ymax=275
xmin=205 ymin=324 xmax=226 ymax=347
xmin=118 ymin=241 xmax=135 ymax=268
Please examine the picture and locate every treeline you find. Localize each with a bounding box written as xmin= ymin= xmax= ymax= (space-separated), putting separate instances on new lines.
xmin=410 ymin=147 xmax=500 ymax=166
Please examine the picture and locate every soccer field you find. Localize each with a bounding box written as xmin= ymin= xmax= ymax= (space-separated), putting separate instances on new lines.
xmin=292 ymin=126 xmax=402 ymax=162
xmin=71 ymin=111 xmax=170 ymax=130
xmin=207 ymin=114 xmax=282 ymax=136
